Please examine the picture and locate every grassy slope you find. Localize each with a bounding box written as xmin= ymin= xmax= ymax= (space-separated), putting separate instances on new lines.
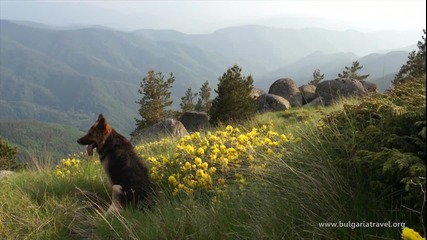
xmin=0 ymin=120 xmax=84 ymax=165
xmin=0 ymin=98 xmax=424 ymax=239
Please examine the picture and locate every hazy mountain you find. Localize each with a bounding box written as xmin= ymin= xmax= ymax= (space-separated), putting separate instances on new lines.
xmin=260 ymin=51 xmax=358 ymax=86
xmin=0 ymin=20 xmax=225 ymax=134
xmin=135 ymin=25 xmax=419 ymax=67
xmin=0 ymin=20 xmax=419 ymax=135
xmin=261 ymin=50 xmax=410 ymax=91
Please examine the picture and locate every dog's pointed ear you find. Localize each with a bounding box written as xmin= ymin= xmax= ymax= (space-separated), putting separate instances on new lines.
xmin=97 ymin=114 xmax=107 ymax=129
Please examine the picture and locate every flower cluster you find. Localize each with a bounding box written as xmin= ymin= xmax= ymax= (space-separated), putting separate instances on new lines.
xmin=55 ymin=157 xmax=81 ymax=177
xmin=146 ymin=123 xmax=298 ymax=199
xmin=402 ymin=227 xmax=426 ymax=240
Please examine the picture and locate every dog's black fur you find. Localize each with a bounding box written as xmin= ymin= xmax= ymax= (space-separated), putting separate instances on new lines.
xmin=77 ymin=114 xmax=154 ymax=211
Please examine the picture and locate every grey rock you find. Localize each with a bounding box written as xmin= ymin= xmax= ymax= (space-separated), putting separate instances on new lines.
xmin=315 ymin=78 xmax=367 ymax=105
xmin=299 ymin=84 xmax=317 ymax=105
xmin=268 ymin=78 xmax=302 ymax=107
xmin=179 ymin=111 xmax=210 ymax=132
xmin=250 ymin=88 xmax=266 ymax=100
xmin=257 ymin=94 xmax=291 ymax=113
xmin=131 ymin=119 xmax=188 ymax=144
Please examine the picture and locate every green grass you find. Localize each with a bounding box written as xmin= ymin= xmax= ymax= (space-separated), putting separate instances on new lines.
xmin=1 ymin=97 xmax=424 ymax=239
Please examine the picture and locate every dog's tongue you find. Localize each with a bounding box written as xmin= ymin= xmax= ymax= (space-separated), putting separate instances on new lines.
xmin=87 ymin=144 xmax=94 ymax=156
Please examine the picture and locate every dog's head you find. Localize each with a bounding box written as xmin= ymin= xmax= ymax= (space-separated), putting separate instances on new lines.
xmin=77 ymin=114 xmax=112 ymax=156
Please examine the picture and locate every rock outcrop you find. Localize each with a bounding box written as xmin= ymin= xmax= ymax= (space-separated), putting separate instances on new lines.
xmin=179 ymin=111 xmax=210 ymax=132
xmin=315 ymin=78 xmax=366 ymax=105
xmin=360 ymin=80 xmax=378 ymax=93
xmin=131 ymin=119 xmax=188 ymax=144
xmin=268 ymin=78 xmax=302 ymax=107
xmin=250 ymin=88 xmax=266 ymax=100
xmin=299 ymin=84 xmax=317 ymax=105
xmin=257 ymin=94 xmax=291 ymax=112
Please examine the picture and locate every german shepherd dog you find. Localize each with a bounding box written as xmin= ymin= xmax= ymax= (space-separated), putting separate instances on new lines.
xmin=77 ymin=114 xmax=154 ymax=213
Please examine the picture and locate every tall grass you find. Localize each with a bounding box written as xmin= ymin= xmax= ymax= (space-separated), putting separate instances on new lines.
xmin=0 ymin=98 xmax=421 ymax=239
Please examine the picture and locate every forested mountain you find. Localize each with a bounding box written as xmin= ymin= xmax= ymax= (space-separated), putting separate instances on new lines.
xmin=0 ymin=120 xmax=84 ymax=163
xmin=0 ymin=19 xmax=420 ymax=135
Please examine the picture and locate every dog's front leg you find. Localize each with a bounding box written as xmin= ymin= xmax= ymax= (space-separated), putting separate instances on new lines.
xmin=105 ymin=185 xmax=123 ymax=215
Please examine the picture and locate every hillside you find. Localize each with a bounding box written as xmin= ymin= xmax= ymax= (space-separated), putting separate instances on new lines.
xmin=0 ymin=120 xmax=84 ymax=163
xmin=0 ymin=20 xmax=223 ymax=133
xmin=1 ymin=76 xmax=425 ymax=239
xmin=0 ymin=19 xmax=421 ymax=135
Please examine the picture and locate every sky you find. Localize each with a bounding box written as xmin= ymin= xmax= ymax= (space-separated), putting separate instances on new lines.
xmin=0 ymin=0 xmax=426 ymax=33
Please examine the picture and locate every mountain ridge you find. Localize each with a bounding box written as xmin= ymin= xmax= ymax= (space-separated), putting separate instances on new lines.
xmin=0 ymin=19 xmax=420 ymax=134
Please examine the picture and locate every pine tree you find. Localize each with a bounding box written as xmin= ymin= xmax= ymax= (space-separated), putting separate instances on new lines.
xmin=393 ymin=29 xmax=426 ymax=85
xmin=0 ymin=138 xmax=17 ymax=170
xmin=308 ymin=69 xmax=325 ymax=86
xmin=180 ymin=87 xmax=198 ymax=113
xmin=338 ymin=61 xmax=370 ymax=80
xmin=194 ymin=80 xmax=212 ymax=113
xmin=133 ymin=70 xmax=175 ymax=132
xmin=0 ymin=138 xmax=25 ymax=170
xmin=209 ymin=64 xmax=257 ymax=125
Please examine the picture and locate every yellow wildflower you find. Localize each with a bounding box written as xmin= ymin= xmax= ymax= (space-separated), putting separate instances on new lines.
xmin=194 ymin=157 xmax=203 ymax=166
xmin=402 ymin=227 xmax=426 ymax=240
xmin=191 ymin=132 xmax=201 ymax=140
xmin=168 ymin=175 xmax=178 ymax=185
xmin=56 ymin=169 xmax=63 ymax=177
xmin=227 ymin=148 xmax=239 ymax=160
xmin=201 ymin=162 xmax=209 ymax=170
xmin=268 ymin=130 xmax=279 ymax=137
xmin=196 ymin=147 xmax=205 ymax=156
xmin=280 ymin=134 xmax=288 ymax=142
xmin=183 ymin=161 xmax=192 ymax=171
xmin=185 ymin=145 xmax=195 ymax=155
xmin=238 ymin=134 xmax=249 ymax=144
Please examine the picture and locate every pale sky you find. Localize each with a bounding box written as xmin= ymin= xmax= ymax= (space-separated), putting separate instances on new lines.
xmin=1 ymin=0 xmax=426 ymax=33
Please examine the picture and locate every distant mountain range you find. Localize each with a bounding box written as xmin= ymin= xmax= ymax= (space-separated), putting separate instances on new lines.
xmin=0 ymin=19 xmax=421 ymax=135
xmin=261 ymin=50 xmax=412 ymax=91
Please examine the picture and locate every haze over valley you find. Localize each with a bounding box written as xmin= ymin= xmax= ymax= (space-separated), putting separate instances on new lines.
xmin=0 ymin=1 xmax=425 ymax=160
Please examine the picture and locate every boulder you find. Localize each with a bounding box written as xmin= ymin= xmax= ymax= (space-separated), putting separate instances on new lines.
xmin=257 ymin=94 xmax=291 ymax=113
xmin=268 ymin=78 xmax=302 ymax=107
xmin=250 ymin=88 xmax=266 ymax=100
xmin=131 ymin=119 xmax=188 ymax=144
xmin=305 ymin=96 xmax=324 ymax=107
xmin=315 ymin=78 xmax=367 ymax=105
xmin=360 ymin=80 xmax=378 ymax=93
xmin=179 ymin=111 xmax=210 ymax=132
xmin=299 ymin=84 xmax=317 ymax=105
